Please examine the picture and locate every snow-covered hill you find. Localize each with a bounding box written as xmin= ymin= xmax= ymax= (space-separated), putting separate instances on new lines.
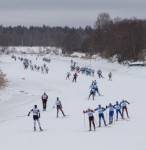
xmin=0 ymin=54 xmax=146 ymax=150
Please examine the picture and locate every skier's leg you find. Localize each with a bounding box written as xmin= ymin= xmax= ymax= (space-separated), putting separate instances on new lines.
xmin=43 ymin=102 xmax=45 ymax=110
xmin=102 ymin=114 xmax=107 ymax=126
xmin=57 ymin=108 xmax=59 ymax=118
xmin=60 ymin=108 xmax=65 ymax=117
xmin=37 ymin=119 xmax=43 ymax=131
xmin=96 ymin=88 xmax=101 ymax=96
xmin=116 ymin=111 xmax=118 ymax=121
xmin=99 ymin=115 xmax=101 ymax=127
xmin=88 ymin=93 xmax=91 ymax=100
xmin=122 ymin=107 xmax=124 ymax=118
xmin=111 ymin=113 xmax=114 ymax=124
xmin=119 ymin=110 xmax=123 ymax=119
xmin=34 ymin=120 xmax=36 ymax=131
xmin=92 ymin=93 xmax=94 ymax=100
xmin=91 ymin=117 xmax=96 ymax=131
xmin=89 ymin=118 xmax=91 ymax=131
xmin=44 ymin=102 xmax=47 ymax=110
xmin=109 ymin=114 xmax=112 ymax=124
xmin=91 ymin=118 xmax=96 ymax=131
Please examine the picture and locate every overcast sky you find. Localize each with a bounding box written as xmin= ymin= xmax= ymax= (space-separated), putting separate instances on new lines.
xmin=0 ymin=0 xmax=145 ymax=27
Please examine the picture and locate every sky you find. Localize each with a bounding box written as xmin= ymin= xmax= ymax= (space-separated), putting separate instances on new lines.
xmin=0 ymin=0 xmax=145 ymax=27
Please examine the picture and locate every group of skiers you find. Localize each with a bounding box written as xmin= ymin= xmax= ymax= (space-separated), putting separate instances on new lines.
xmin=66 ymin=72 xmax=78 ymax=82
xmin=83 ymin=100 xmax=130 ymax=131
xmin=70 ymin=59 xmax=112 ymax=80
xmin=19 ymin=57 xmax=129 ymax=132
xmin=11 ymin=55 xmax=49 ymax=74
xmin=97 ymin=70 xmax=112 ymax=81
xmin=28 ymin=93 xmax=66 ymax=131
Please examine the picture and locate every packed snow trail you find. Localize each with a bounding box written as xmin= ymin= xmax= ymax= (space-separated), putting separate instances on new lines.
xmin=0 ymin=54 xmax=146 ymax=150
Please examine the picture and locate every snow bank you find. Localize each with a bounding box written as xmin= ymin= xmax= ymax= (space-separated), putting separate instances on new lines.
xmin=71 ymin=52 xmax=86 ymax=58
xmin=0 ymin=46 xmax=62 ymax=55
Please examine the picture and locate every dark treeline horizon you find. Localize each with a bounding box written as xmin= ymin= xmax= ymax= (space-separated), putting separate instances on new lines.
xmin=0 ymin=13 xmax=146 ymax=62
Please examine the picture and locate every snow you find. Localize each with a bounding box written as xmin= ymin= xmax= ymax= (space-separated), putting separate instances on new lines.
xmin=71 ymin=52 xmax=86 ymax=58
xmin=0 ymin=53 xmax=146 ymax=150
xmin=0 ymin=46 xmax=62 ymax=55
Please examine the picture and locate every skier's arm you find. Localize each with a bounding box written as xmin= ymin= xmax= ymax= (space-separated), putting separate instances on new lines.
xmin=83 ymin=110 xmax=88 ymax=113
xmin=28 ymin=109 xmax=33 ymax=116
xmin=94 ymin=108 xmax=98 ymax=111
xmin=113 ymin=105 xmax=116 ymax=109
xmin=106 ymin=105 xmax=109 ymax=109
xmin=102 ymin=108 xmax=106 ymax=111
xmin=125 ymin=100 xmax=130 ymax=104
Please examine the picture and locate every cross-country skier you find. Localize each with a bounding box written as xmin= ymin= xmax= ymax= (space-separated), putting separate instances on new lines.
xmin=83 ymin=108 xmax=96 ymax=131
xmin=106 ymin=103 xmax=115 ymax=124
xmin=94 ymin=105 xmax=107 ymax=127
xmin=66 ymin=72 xmax=71 ymax=80
xmin=55 ymin=97 xmax=66 ymax=118
xmin=41 ymin=92 xmax=48 ymax=111
xmin=72 ymin=72 xmax=78 ymax=82
xmin=28 ymin=105 xmax=43 ymax=131
xmin=92 ymin=82 xmax=101 ymax=96
xmin=108 ymin=72 xmax=112 ymax=81
xmin=114 ymin=101 xmax=123 ymax=121
xmin=88 ymin=88 xmax=96 ymax=100
xmin=90 ymin=80 xmax=101 ymax=96
xmin=97 ymin=70 xmax=104 ymax=78
xmin=120 ymin=100 xmax=130 ymax=119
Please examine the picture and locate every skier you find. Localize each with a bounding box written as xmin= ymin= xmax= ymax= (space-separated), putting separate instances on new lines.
xmin=66 ymin=72 xmax=71 ymax=80
xmin=41 ymin=92 xmax=48 ymax=111
xmin=106 ymin=103 xmax=115 ymax=124
xmin=28 ymin=105 xmax=43 ymax=131
xmin=55 ymin=97 xmax=66 ymax=118
xmin=92 ymin=82 xmax=101 ymax=96
xmin=97 ymin=70 xmax=104 ymax=78
xmin=108 ymin=72 xmax=112 ymax=81
xmin=114 ymin=101 xmax=123 ymax=121
xmin=72 ymin=72 xmax=78 ymax=82
xmin=94 ymin=105 xmax=107 ymax=127
xmin=90 ymin=80 xmax=101 ymax=96
xmin=88 ymin=88 xmax=96 ymax=100
xmin=83 ymin=108 xmax=96 ymax=131
xmin=120 ymin=100 xmax=130 ymax=119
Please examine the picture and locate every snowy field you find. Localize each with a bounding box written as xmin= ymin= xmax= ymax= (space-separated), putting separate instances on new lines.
xmin=0 ymin=54 xmax=146 ymax=150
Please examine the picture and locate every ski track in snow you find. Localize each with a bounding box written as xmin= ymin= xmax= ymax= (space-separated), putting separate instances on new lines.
xmin=0 ymin=54 xmax=146 ymax=150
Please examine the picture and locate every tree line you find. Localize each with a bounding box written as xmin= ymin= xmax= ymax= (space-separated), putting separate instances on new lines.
xmin=0 ymin=13 xmax=146 ymax=62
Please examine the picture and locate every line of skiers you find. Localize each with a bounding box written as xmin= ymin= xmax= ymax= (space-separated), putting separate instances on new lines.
xmin=11 ymin=55 xmax=49 ymax=74
xmin=70 ymin=60 xmax=112 ymax=80
xmin=28 ymin=94 xmax=66 ymax=131
xmin=83 ymin=100 xmax=130 ymax=131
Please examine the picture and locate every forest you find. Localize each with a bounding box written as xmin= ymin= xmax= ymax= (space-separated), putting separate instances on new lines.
xmin=0 ymin=13 xmax=146 ymax=62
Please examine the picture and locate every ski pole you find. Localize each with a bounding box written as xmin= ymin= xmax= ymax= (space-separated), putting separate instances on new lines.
xmin=16 ymin=115 xmax=27 ymax=118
